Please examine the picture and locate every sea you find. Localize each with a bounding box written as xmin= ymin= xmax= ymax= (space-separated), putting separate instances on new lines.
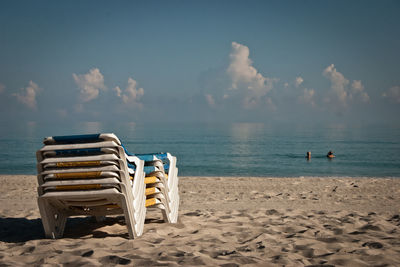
xmin=0 ymin=121 xmax=399 ymax=177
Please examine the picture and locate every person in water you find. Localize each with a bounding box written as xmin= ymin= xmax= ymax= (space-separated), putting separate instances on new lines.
xmin=306 ymin=151 xmax=311 ymax=159
xmin=327 ymin=150 xmax=335 ymax=158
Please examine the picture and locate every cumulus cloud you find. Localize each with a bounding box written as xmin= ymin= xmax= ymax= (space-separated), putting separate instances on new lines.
xmin=382 ymin=86 xmax=400 ymax=103
xmin=113 ymin=77 xmax=144 ymax=106
xmin=295 ymin=76 xmax=304 ymax=87
xmin=323 ymin=64 xmax=369 ymax=105
xmin=73 ymin=68 xmax=106 ymax=102
xmin=226 ymin=42 xmax=277 ymax=108
xmin=0 ymin=83 xmax=5 ymax=94
xmin=298 ymin=88 xmax=316 ymax=107
xmin=114 ymin=86 xmax=122 ymax=97
xmin=12 ymin=81 xmax=41 ymax=109
xmin=323 ymin=64 xmax=349 ymax=104
xmin=351 ymin=80 xmax=369 ymax=102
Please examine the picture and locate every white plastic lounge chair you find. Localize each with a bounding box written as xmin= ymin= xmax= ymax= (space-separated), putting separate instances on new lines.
xmin=130 ymin=153 xmax=179 ymax=223
xmin=36 ymin=134 xmax=146 ymax=239
xmin=36 ymin=133 xmax=180 ymax=238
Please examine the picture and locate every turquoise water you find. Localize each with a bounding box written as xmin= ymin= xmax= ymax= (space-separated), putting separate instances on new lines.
xmin=0 ymin=122 xmax=399 ymax=177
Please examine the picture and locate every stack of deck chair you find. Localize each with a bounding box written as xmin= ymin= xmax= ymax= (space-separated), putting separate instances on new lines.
xmin=36 ymin=133 xmax=147 ymax=239
xmin=126 ymin=151 xmax=180 ymax=223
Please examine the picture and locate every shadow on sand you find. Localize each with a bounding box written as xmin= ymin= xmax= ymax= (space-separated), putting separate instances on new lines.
xmin=0 ymin=216 xmax=136 ymax=243
xmin=0 ymin=217 xmax=44 ymax=242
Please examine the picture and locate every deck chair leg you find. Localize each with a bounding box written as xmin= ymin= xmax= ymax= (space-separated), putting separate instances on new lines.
xmin=120 ymin=201 xmax=136 ymax=239
xmin=134 ymin=193 xmax=147 ymax=236
xmin=160 ymin=207 xmax=171 ymax=223
xmin=38 ymin=199 xmax=67 ymax=239
xmin=170 ymin=202 xmax=179 ymax=223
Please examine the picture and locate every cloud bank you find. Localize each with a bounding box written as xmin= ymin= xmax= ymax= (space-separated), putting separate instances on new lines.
xmin=2 ymin=42 xmax=391 ymax=125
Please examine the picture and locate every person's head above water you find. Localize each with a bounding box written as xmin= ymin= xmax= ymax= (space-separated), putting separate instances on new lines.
xmin=327 ymin=150 xmax=335 ymax=158
xmin=306 ymin=151 xmax=311 ymax=159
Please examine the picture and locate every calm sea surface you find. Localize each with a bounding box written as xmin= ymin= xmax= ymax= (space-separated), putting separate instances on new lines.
xmin=0 ymin=122 xmax=399 ymax=177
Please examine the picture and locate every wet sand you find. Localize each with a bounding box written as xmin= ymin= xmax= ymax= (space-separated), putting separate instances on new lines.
xmin=1 ymin=175 xmax=400 ymax=266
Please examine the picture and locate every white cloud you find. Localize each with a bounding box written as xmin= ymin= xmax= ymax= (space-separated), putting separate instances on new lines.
xmin=0 ymin=83 xmax=5 ymax=94
xmin=298 ymin=88 xmax=316 ymax=107
xmin=114 ymin=77 xmax=144 ymax=106
xmin=323 ymin=64 xmax=349 ymax=104
xmin=12 ymin=81 xmax=41 ymax=109
xmin=351 ymin=80 xmax=369 ymax=102
xmin=323 ymin=64 xmax=369 ymax=105
xmin=205 ymin=94 xmax=215 ymax=107
xmin=382 ymin=86 xmax=400 ymax=103
xmin=226 ymin=42 xmax=277 ymax=108
xmin=295 ymin=76 xmax=304 ymax=87
xmin=73 ymin=68 xmax=105 ymax=102
xmin=114 ymin=86 xmax=122 ymax=97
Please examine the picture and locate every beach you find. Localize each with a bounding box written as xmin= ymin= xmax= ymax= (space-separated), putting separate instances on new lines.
xmin=1 ymin=175 xmax=400 ymax=266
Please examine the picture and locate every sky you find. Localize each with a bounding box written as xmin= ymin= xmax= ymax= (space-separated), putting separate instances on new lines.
xmin=0 ymin=0 xmax=399 ymax=127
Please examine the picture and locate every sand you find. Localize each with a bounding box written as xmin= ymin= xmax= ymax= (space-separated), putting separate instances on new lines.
xmin=0 ymin=175 xmax=400 ymax=266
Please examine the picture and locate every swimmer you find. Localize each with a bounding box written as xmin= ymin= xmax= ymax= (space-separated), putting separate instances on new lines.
xmin=306 ymin=151 xmax=311 ymax=159
xmin=327 ymin=150 xmax=335 ymax=158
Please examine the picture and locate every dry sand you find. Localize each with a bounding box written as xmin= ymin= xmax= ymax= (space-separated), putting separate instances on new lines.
xmin=1 ymin=175 xmax=400 ymax=266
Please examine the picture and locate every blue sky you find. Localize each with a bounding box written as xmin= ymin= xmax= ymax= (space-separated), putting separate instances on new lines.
xmin=0 ymin=0 xmax=399 ymax=126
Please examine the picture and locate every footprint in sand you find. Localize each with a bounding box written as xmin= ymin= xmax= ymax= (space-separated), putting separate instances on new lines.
xmin=184 ymin=210 xmax=203 ymax=217
xmin=101 ymin=255 xmax=131 ymax=265
xmin=81 ymin=250 xmax=94 ymax=257
xmin=265 ymin=209 xmax=281 ymax=216
xmin=220 ymin=263 xmax=239 ymax=267
xmin=19 ymin=246 xmax=35 ymax=255
xmin=359 ymin=224 xmax=381 ymax=231
xmin=362 ymin=241 xmax=383 ymax=249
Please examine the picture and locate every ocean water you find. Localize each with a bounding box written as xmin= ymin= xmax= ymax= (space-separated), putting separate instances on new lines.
xmin=0 ymin=122 xmax=399 ymax=177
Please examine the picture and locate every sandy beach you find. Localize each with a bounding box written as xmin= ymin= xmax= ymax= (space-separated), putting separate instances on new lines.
xmin=0 ymin=175 xmax=399 ymax=266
